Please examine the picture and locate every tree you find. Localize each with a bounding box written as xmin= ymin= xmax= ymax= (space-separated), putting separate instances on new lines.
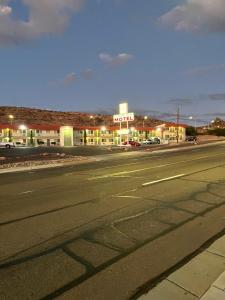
xmin=83 ymin=130 xmax=87 ymax=145
xmin=186 ymin=126 xmax=196 ymax=136
xmin=30 ymin=130 xmax=34 ymax=146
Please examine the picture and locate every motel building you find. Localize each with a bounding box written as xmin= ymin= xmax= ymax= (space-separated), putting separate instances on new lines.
xmin=0 ymin=123 xmax=186 ymax=147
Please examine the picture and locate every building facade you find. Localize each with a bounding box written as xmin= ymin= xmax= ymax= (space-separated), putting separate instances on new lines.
xmin=0 ymin=123 xmax=186 ymax=146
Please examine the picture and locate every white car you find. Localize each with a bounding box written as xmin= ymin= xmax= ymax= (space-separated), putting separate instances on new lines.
xmin=0 ymin=141 xmax=15 ymax=148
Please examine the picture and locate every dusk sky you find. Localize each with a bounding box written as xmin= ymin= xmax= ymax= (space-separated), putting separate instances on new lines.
xmin=1 ymin=0 xmax=225 ymax=125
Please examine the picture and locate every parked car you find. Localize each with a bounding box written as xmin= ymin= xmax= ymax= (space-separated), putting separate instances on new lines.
xmin=142 ymin=139 xmax=154 ymax=145
xmin=122 ymin=140 xmax=141 ymax=147
xmin=185 ymin=136 xmax=197 ymax=142
xmin=143 ymin=137 xmax=161 ymax=144
xmin=15 ymin=142 xmax=26 ymax=147
xmin=0 ymin=141 xmax=15 ymax=148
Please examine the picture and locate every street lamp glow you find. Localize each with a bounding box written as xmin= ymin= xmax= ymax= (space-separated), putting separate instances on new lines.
xmin=19 ymin=125 xmax=27 ymax=130
xmin=144 ymin=116 xmax=148 ymax=120
xmin=101 ymin=126 xmax=106 ymax=131
xmin=8 ymin=114 xmax=14 ymax=119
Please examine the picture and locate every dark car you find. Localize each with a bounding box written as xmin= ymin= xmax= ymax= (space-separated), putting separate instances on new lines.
xmin=185 ymin=136 xmax=197 ymax=142
xmin=122 ymin=140 xmax=141 ymax=147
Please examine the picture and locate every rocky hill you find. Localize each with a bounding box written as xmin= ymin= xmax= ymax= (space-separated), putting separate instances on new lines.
xmin=0 ymin=106 xmax=166 ymax=127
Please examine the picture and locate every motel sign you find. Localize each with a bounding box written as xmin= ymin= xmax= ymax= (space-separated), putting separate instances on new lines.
xmin=113 ymin=113 xmax=134 ymax=123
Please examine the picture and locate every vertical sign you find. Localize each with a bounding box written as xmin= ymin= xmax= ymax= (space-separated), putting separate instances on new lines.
xmin=119 ymin=102 xmax=128 ymax=115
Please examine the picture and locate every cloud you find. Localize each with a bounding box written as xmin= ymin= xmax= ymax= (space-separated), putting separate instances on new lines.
xmin=167 ymin=98 xmax=194 ymax=105
xmin=81 ymin=68 xmax=94 ymax=80
xmin=63 ymin=72 xmax=77 ymax=85
xmin=99 ymin=53 xmax=133 ymax=67
xmin=160 ymin=0 xmax=225 ymax=33
xmin=0 ymin=0 xmax=85 ymax=45
xmin=208 ymin=93 xmax=225 ymax=100
xmin=203 ymin=112 xmax=225 ymax=117
xmin=0 ymin=4 xmax=12 ymax=16
xmin=184 ymin=64 xmax=225 ymax=76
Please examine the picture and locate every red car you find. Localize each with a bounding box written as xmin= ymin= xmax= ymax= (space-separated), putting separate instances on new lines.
xmin=122 ymin=140 xmax=141 ymax=147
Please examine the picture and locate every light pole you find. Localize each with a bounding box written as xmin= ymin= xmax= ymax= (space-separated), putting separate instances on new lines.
xmin=8 ymin=115 xmax=14 ymax=142
xmin=210 ymin=120 xmax=215 ymax=129
xmin=143 ymin=116 xmax=148 ymax=139
xmin=90 ymin=115 xmax=95 ymax=125
xmin=189 ymin=116 xmax=197 ymax=133
xmin=8 ymin=114 xmax=14 ymax=125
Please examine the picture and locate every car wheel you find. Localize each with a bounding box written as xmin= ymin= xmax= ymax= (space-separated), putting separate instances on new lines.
xmin=5 ymin=144 xmax=10 ymax=148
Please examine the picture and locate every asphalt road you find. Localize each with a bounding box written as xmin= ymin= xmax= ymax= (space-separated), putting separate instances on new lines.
xmin=1 ymin=143 xmax=225 ymax=299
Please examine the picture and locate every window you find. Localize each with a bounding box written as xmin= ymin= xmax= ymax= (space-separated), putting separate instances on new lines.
xmin=102 ymin=139 xmax=106 ymax=142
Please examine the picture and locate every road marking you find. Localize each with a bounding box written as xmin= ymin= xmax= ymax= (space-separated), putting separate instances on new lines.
xmin=88 ymin=152 xmax=225 ymax=181
xmin=142 ymin=174 xmax=185 ymax=187
xmin=113 ymin=195 xmax=142 ymax=199
xmin=18 ymin=190 xmax=34 ymax=195
xmin=88 ymin=164 xmax=170 ymax=180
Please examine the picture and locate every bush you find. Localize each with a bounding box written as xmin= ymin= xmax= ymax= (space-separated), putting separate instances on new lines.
xmin=209 ymin=128 xmax=225 ymax=136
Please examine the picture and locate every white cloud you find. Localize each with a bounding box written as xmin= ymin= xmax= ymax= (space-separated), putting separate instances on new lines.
xmin=63 ymin=72 xmax=77 ymax=85
xmin=0 ymin=4 xmax=12 ymax=16
xmin=81 ymin=68 xmax=94 ymax=80
xmin=0 ymin=0 xmax=85 ymax=45
xmin=160 ymin=0 xmax=225 ymax=33
xmin=99 ymin=53 xmax=133 ymax=67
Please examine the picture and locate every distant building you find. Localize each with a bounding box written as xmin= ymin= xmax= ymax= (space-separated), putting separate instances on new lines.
xmin=0 ymin=123 xmax=186 ymax=146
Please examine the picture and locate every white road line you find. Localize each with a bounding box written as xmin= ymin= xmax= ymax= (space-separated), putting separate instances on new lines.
xmin=88 ymin=152 xmax=225 ymax=181
xmin=18 ymin=190 xmax=34 ymax=195
xmin=88 ymin=164 xmax=170 ymax=180
xmin=113 ymin=195 xmax=142 ymax=199
xmin=112 ymin=188 xmax=137 ymax=197
xmin=142 ymin=174 xmax=185 ymax=187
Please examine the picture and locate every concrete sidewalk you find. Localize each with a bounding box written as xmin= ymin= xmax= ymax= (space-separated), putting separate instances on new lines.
xmin=138 ymin=235 xmax=225 ymax=300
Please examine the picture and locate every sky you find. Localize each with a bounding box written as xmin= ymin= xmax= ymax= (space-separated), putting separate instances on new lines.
xmin=1 ymin=0 xmax=225 ymax=125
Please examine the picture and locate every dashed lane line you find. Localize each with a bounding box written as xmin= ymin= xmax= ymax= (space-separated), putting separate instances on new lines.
xmin=87 ymin=152 xmax=225 ymax=181
xmin=88 ymin=164 xmax=170 ymax=180
xmin=142 ymin=174 xmax=185 ymax=187
xmin=112 ymin=195 xmax=142 ymax=199
xmin=18 ymin=190 xmax=34 ymax=195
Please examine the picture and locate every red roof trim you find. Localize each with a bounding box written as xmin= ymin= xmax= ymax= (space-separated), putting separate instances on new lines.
xmin=0 ymin=123 xmax=187 ymax=130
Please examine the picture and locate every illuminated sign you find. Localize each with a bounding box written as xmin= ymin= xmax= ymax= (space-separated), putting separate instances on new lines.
xmin=113 ymin=113 xmax=134 ymax=123
xmin=119 ymin=102 xmax=128 ymax=114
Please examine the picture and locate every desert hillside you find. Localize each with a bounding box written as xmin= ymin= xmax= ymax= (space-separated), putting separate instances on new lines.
xmin=0 ymin=106 xmax=165 ymax=127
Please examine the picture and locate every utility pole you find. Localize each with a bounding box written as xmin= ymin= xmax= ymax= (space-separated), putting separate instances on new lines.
xmin=176 ymin=106 xmax=180 ymax=143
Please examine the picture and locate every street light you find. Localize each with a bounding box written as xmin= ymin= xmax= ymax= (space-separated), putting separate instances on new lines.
xmin=210 ymin=120 xmax=215 ymax=129
xmin=143 ymin=116 xmax=148 ymax=139
xmin=19 ymin=124 xmax=27 ymax=130
xmin=189 ymin=116 xmax=197 ymax=133
xmin=142 ymin=116 xmax=148 ymax=128
xmin=8 ymin=115 xmax=14 ymax=142
xmin=8 ymin=114 xmax=14 ymax=125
